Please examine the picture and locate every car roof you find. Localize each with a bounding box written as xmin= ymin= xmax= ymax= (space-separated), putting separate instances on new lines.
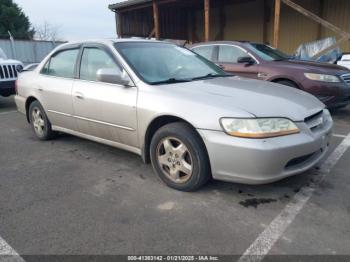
xmin=191 ymin=41 xmax=262 ymax=48
xmin=57 ymin=38 xmax=168 ymax=48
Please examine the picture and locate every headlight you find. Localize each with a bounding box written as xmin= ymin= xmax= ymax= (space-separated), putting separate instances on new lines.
xmin=220 ymin=118 xmax=300 ymax=138
xmin=304 ymin=73 xmax=340 ymax=82
xmin=16 ymin=64 xmax=23 ymax=73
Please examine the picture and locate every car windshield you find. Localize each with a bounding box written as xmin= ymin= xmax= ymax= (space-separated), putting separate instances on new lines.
xmin=0 ymin=48 xmax=7 ymax=59
xmin=248 ymin=43 xmax=290 ymax=61
xmin=115 ymin=42 xmax=229 ymax=85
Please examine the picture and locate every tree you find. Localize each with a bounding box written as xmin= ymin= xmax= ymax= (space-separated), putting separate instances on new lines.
xmin=0 ymin=0 xmax=35 ymax=39
xmin=34 ymin=21 xmax=62 ymax=42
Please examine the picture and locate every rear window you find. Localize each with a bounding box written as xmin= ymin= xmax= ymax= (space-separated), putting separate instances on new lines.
xmin=41 ymin=49 xmax=79 ymax=78
xmin=218 ymin=45 xmax=246 ymax=63
xmin=192 ymin=46 xmax=214 ymax=60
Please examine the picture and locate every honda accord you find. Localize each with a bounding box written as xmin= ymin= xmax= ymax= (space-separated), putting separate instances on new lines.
xmin=15 ymin=39 xmax=333 ymax=191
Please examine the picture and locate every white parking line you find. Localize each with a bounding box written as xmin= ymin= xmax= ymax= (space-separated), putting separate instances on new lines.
xmin=0 ymin=111 xmax=17 ymax=115
xmin=0 ymin=235 xmax=24 ymax=262
xmin=238 ymin=132 xmax=350 ymax=262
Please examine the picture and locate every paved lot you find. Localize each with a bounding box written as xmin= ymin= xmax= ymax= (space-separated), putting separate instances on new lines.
xmin=0 ymin=96 xmax=350 ymax=259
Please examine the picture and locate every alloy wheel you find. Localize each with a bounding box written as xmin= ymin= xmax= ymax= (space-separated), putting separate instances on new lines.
xmin=156 ymin=137 xmax=193 ymax=183
xmin=32 ymin=107 xmax=46 ymax=136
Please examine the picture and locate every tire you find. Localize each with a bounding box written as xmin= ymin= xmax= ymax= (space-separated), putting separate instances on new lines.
xmin=276 ymin=80 xmax=298 ymax=88
xmin=150 ymin=122 xmax=211 ymax=191
xmin=29 ymin=100 xmax=56 ymax=140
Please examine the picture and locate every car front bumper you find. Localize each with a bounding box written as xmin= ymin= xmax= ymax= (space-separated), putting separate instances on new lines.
xmin=198 ymin=111 xmax=333 ymax=184
xmin=14 ymin=95 xmax=26 ymax=115
xmin=301 ymin=80 xmax=350 ymax=108
xmin=0 ymin=80 xmax=15 ymax=96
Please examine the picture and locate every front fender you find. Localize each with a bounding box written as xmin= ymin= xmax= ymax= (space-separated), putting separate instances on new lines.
xmin=268 ymin=75 xmax=304 ymax=89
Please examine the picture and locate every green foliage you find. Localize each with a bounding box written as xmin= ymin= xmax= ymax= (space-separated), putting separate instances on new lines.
xmin=0 ymin=0 xmax=35 ymax=39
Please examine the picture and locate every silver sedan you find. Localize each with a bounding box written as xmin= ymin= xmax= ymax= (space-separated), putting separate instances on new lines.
xmin=15 ymin=39 xmax=333 ymax=191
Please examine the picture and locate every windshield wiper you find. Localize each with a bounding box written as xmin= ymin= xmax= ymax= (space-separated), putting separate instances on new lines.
xmin=151 ymin=78 xmax=191 ymax=85
xmin=151 ymin=73 xmax=232 ymax=85
xmin=273 ymin=56 xmax=292 ymax=61
xmin=191 ymin=73 xmax=233 ymax=81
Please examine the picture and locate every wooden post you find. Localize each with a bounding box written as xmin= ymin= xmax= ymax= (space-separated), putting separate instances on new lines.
xmin=204 ymin=0 xmax=210 ymax=42
xmin=152 ymin=0 xmax=160 ymax=39
xmin=273 ymin=0 xmax=281 ymax=48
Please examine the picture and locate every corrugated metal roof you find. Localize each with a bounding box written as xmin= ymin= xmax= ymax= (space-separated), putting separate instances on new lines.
xmin=109 ymin=0 xmax=152 ymax=10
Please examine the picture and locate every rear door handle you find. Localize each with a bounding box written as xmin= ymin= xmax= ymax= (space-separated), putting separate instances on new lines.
xmin=74 ymin=92 xmax=84 ymax=99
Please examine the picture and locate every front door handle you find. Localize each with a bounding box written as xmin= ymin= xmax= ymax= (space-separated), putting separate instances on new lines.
xmin=74 ymin=92 xmax=84 ymax=99
xmin=257 ymin=72 xmax=268 ymax=79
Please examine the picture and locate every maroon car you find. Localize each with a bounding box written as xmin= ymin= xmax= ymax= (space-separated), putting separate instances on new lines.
xmin=191 ymin=41 xmax=350 ymax=108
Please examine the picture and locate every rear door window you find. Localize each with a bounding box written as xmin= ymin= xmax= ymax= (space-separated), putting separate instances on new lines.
xmin=42 ymin=49 xmax=79 ymax=78
xmin=218 ymin=45 xmax=246 ymax=63
xmin=192 ymin=46 xmax=215 ymax=60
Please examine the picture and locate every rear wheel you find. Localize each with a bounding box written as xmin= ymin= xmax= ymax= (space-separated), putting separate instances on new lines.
xmin=29 ymin=101 xmax=56 ymax=140
xmin=150 ymin=122 xmax=211 ymax=191
xmin=275 ymin=80 xmax=298 ymax=88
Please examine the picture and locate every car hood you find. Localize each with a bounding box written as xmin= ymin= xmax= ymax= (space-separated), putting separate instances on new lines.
xmin=0 ymin=58 xmax=22 ymax=64
xmin=164 ymin=76 xmax=325 ymax=122
xmin=271 ymin=59 xmax=350 ymax=75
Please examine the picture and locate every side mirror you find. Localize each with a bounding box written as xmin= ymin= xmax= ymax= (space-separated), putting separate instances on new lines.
xmin=215 ymin=63 xmax=225 ymax=69
xmin=96 ymin=68 xmax=132 ymax=86
xmin=237 ymin=56 xmax=255 ymax=66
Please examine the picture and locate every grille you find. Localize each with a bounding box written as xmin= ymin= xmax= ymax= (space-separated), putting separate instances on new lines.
xmin=0 ymin=64 xmax=18 ymax=80
xmin=304 ymin=110 xmax=324 ymax=131
xmin=341 ymin=73 xmax=350 ymax=86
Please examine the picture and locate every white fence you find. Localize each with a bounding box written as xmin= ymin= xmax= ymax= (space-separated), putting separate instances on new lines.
xmin=0 ymin=39 xmax=65 ymax=65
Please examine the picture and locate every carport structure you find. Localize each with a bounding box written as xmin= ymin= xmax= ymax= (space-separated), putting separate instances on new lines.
xmin=109 ymin=0 xmax=350 ymax=54
xmin=109 ymin=0 xmax=214 ymax=42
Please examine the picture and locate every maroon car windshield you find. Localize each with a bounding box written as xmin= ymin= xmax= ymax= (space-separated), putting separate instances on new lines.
xmin=248 ymin=43 xmax=290 ymax=62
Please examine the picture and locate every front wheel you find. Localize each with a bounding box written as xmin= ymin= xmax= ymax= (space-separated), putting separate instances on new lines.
xmin=275 ymin=80 xmax=298 ymax=88
xmin=29 ymin=101 xmax=56 ymax=140
xmin=150 ymin=122 xmax=211 ymax=191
